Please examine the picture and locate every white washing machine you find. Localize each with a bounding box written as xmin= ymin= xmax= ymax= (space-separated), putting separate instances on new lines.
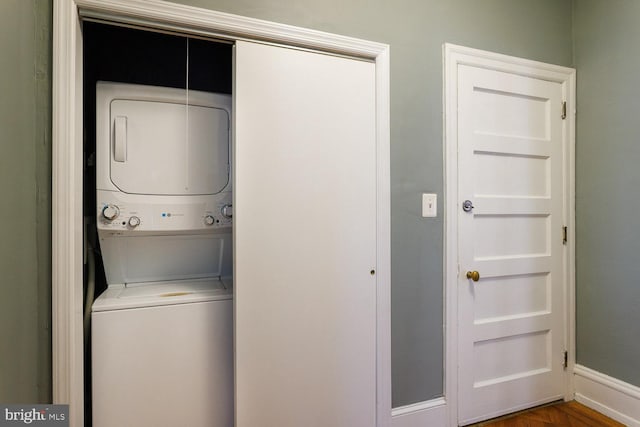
xmin=91 ymin=82 xmax=233 ymax=427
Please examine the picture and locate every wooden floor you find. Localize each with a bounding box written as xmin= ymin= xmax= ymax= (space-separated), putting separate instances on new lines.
xmin=470 ymin=401 xmax=624 ymax=427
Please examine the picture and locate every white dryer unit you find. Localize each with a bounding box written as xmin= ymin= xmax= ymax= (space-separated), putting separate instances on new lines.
xmin=95 ymin=81 xmax=233 ymax=238
xmin=91 ymin=82 xmax=233 ymax=427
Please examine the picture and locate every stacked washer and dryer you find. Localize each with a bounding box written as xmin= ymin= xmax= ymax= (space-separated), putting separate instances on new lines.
xmin=91 ymin=82 xmax=234 ymax=427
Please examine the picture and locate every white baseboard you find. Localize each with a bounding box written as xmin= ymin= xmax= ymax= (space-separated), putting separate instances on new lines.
xmin=574 ymin=364 xmax=640 ymax=427
xmin=392 ymin=397 xmax=447 ymax=427
xmin=389 ymin=367 xmax=640 ymax=427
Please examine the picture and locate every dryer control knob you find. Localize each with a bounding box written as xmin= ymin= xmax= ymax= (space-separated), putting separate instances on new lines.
xmin=204 ymin=215 xmax=215 ymax=226
xmin=221 ymin=204 xmax=233 ymax=219
xmin=128 ymin=216 xmax=141 ymax=228
xmin=101 ymin=204 xmax=120 ymax=221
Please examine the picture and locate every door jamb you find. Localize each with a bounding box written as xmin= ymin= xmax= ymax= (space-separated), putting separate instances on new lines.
xmin=53 ymin=1 xmax=391 ymax=426
xmin=443 ymin=43 xmax=576 ymax=427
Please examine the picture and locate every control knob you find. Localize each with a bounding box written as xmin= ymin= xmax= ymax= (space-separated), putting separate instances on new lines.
xmin=101 ymin=204 xmax=120 ymax=221
xmin=204 ymin=215 xmax=215 ymax=226
xmin=128 ymin=216 xmax=141 ymax=228
xmin=221 ymin=204 xmax=233 ymax=219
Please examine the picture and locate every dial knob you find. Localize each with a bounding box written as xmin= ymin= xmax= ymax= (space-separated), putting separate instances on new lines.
xmin=101 ymin=204 xmax=120 ymax=221
xmin=128 ymin=216 xmax=141 ymax=228
xmin=204 ymin=215 xmax=215 ymax=226
xmin=221 ymin=204 xmax=233 ymax=219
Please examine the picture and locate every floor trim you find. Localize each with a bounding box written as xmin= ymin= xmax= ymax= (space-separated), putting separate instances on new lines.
xmin=574 ymin=364 xmax=640 ymax=427
xmin=392 ymin=398 xmax=447 ymax=427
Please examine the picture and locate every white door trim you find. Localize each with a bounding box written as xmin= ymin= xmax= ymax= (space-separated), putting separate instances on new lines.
xmin=52 ymin=1 xmax=390 ymax=426
xmin=443 ymin=43 xmax=575 ymax=427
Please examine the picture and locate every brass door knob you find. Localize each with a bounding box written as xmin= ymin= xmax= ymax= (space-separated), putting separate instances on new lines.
xmin=466 ymin=271 xmax=480 ymax=282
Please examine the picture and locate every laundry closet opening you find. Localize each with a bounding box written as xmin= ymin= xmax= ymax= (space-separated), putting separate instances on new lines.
xmin=82 ymin=21 xmax=233 ymax=427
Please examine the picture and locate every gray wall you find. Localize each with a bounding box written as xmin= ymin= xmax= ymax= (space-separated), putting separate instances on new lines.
xmin=0 ymin=0 xmax=52 ymax=403
xmin=573 ymin=0 xmax=640 ymax=387
xmin=168 ymin=0 xmax=574 ymax=406
xmin=0 ymin=0 xmax=574 ymax=408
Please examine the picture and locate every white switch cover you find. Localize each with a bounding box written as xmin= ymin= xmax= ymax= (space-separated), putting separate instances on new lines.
xmin=422 ymin=193 xmax=437 ymax=217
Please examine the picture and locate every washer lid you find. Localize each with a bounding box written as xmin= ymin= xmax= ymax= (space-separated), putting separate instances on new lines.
xmin=92 ymin=277 xmax=233 ymax=312
xmin=109 ymin=98 xmax=230 ymax=196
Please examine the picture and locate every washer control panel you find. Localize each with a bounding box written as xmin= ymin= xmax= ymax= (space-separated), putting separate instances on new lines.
xmin=97 ymin=191 xmax=232 ymax=233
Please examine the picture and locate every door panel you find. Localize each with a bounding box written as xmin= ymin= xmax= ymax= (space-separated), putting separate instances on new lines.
xmin=458 ymin=65 xmax=565 ymax=425
xmin=234 ymin=41 xmax=377 ymax=427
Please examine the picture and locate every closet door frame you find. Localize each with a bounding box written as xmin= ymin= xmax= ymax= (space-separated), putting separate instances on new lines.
xmin=52 ymin=1 xmax=390 ymax=426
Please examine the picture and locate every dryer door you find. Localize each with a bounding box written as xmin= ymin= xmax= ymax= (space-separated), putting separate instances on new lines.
xmin=109 ymin=99 xmax=229 ymax=195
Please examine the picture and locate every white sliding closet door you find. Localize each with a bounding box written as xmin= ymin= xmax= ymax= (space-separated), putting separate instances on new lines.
xmin=234 ymin=40 xmax=378 ymax=427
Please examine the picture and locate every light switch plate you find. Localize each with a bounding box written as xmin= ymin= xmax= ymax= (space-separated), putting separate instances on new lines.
xmin=422 ymin=193 xmax=437 ymax=217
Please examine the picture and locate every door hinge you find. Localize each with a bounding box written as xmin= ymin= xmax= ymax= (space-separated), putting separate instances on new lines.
xmin=563 ymin=350 xmax=568 ymax=369
xmin=562 ymin=226 xmax=568 ymax=245
xmin=561 ymin=101 xmax=567 ymax=120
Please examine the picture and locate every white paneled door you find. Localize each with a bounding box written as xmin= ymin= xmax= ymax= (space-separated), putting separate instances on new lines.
xmin=234 ymin=41 xmax=377 ymax=427
xmin=457 ymin=64 xmax=567 ymax=425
